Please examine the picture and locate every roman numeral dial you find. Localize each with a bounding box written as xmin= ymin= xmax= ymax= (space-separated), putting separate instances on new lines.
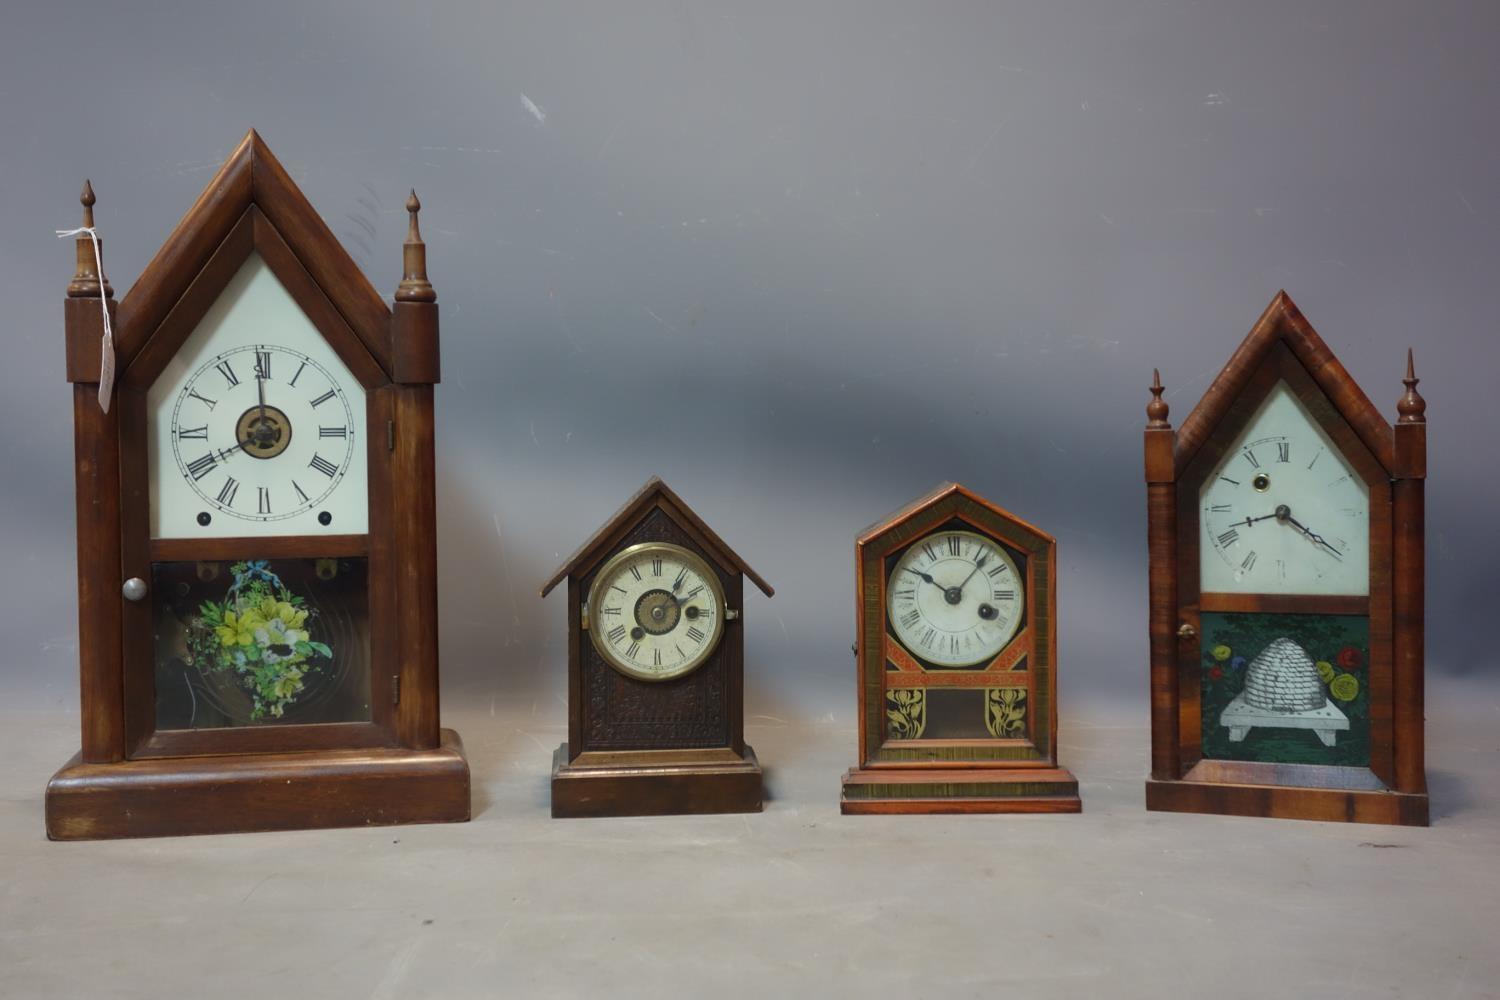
xmin=886 ymin=528 xmax=1025 ymax=667
xmin=585 ymin=542 xmax=727 ymax=682
xmin=1198 ymin=381 xmax=1370 ymax=596
xmin=159 ymin=339 xmax=363 ymax=533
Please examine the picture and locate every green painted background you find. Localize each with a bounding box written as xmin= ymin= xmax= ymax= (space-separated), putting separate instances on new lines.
xmin=1199 ymin=612 xmax=1370 ymax=766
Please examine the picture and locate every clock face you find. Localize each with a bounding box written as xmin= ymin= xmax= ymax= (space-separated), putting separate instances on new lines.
xmin=1199 ymin=381 xmax=1369 ymax=596
xmin=887 ymin=529 xmax=1023 ymax=667
xmin=147 ymin=255 xmax=368 ymax=538
xmin=586 ymin=542 xmax=726 ymax=682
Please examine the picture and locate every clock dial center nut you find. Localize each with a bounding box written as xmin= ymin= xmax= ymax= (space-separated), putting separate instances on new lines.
xmin=1253 ymin=472 xmax=1272 ymax=492
xmin=234 ymin=404 xmax=293 ymax=460
xmin=943 ymin=586 xmax=965 ymax=606
xmin=634 ymin=590 xmax=681 ymax=635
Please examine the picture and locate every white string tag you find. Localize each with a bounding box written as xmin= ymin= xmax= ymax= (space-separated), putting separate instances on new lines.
xmin=56 ymin=226 xmax=115 ymax=412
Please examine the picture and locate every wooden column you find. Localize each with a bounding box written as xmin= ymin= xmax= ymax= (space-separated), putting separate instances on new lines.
xmin=391 ymin=192 xmax=442 ymax=749
xmin=1391 ymin=350 xmax=1426 ymax=795
xmin=1144 ymin=370 xmax=1179 ymax=781
xmin=64 ymin=182 xmax=125 ymax=763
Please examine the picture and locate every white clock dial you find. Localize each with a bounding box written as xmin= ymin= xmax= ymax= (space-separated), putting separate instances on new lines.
xmin=1200 ymin=381 xmax=1369 ymax=596
xmin=586 ymin=543 xmax=726 ymax=682
xmin=147 ymin=255 xmax=368 ymax=538
xmin=887 ymin=529 xmax=1023 ymax=667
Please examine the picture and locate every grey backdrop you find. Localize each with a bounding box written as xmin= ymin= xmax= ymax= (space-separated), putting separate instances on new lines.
xmin=3 ymin=2 xmax=1497 ymax=725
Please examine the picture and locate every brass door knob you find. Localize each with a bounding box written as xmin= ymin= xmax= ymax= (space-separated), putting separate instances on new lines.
xmin=1177 ymin=622 xmax=1197 ymax=639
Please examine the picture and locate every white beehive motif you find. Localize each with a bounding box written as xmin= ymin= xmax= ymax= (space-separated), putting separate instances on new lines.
xmin=1220 ymin=636 xmax=1348 ymax=747
xmin=1242 ymin=637 xmax=1326 ymax=713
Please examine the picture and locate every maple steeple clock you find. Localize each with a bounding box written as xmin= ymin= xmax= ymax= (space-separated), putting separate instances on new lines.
xmin=46 ymin=131 xmax=470 ymax=839
xmin=1144 ymin=292 xmax=1428 ymax=826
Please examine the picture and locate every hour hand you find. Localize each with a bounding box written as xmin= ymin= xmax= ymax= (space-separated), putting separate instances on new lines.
xmin=903 ymin=567 xmax=943 ymax=589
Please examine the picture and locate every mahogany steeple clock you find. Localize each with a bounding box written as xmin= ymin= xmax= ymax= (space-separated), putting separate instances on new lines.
xmin=1144 ymin=292 xmax=1428 ymax=826
xmin=46 ymin=131 xmax=470 ymax=839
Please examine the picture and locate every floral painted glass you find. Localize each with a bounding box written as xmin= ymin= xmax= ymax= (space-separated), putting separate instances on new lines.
xmin=152 ymin=558 xmax=371 ymax=729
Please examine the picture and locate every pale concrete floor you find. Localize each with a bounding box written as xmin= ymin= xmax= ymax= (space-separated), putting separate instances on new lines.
xmin=2 ymin=689 xmax=1497 ymax=999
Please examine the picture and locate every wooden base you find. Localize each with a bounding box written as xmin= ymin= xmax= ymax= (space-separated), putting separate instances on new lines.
xmin=551 ymin=744 xmax=763 ymax=818
xmin=1145 ymin=778 xmax=1429 ymax=826
xmin=840 ymin=766 xmax=1082 ymax=815
xmin=46 ymin=729 xmax=470 ymax=840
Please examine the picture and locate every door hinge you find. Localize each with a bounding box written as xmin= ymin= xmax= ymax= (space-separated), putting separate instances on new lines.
xmin=387 ymin=419 xmax=395 ymax=451
xmin=392 ymin=673 xmax=401 ymax=704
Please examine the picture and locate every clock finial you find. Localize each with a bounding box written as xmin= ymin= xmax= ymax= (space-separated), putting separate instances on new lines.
xmin=395 ymin=188 xmax=436 ymax=303
xmin=1146 ymin=368 xmax=1170 ymax=428
xmin=67 ymin=180 xmax=113 ymax=299
xmin=1397 ymin=348 xmax=1425 ymax=424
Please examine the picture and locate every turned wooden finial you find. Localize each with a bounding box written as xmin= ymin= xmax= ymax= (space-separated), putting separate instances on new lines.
xmin=67 ymin=180 xmax=113 ymax=299
xmin=1397 ymin=348 xmax=1425 ymax=424
xmin=395 ymin=189 xmax=436 ymax=303
xmin=1146 ymin=368 xmax=1171 ymax=428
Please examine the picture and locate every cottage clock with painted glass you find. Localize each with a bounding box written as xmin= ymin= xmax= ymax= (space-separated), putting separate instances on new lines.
xmin=840 ymin=483 xmax=1080 ymax=813
xmin=46 ymin=131 xmax=469 ymax=839
xmin=541 ymin=478 xmax=772 ymax=817
xmin=1144 ymin=292 xmax=1428 ymax=826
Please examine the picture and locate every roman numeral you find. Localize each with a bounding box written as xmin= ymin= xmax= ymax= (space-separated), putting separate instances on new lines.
xmin=949 ymin=636 xmax=960 ymax=656
xmin=686 ymin=585 xmax=704 ymax=599
xmin=215 ymin=477 xmax=239 ymax=507
xmin=922 ymin=543 xmax=937 ymax=562
xmin=1209 ymin=504 xmax=1232 ymax=512
xmin=893 ymin=588 xmax=915 ymax=600
xmin=651 ymin=557 xmax=663 ymax=576
xmin=610 ymin=585 xmax=627 ymax=595
xmin=177 ymin=425 xmax=209 ymax=440
xmin=626 ymin=641 xmax=641 ymax=659
xmin=899 ymin=608 xmax=922 ymax=628
xmin=1217 ymin=528 xmax=1239 ymax=547
xmin=319 ymin=426 xmax=348 ymax=438
xmin=947 ymin=535 xmax=962 ymax=556
xmin=987 ymin=564 xmax=1006 ymax=578
xmin=187 ymin=389 xmax=217 ymax=410
xmin=310 ymin=389 xmax=337 ymax=408
xmin=1242 ymin=448 xmax=1260 ymax=468
xmin=288 ymin=361 xmax=307 ymax=387
xmin=292 ymin=480 xmax=310 ymax=503
xmin=676 ymin=644 xmax=686 ymax=659
xmin=686 ymin=626 xmax=706 ymax=644
xmin=607 ymin=625 xmax=627 ymax=644
xmin=1307 ymin=448 xmax=1323 ymax=471
xmin=185 ymin=453 xmax=217 ymax=480
xmin=993 ymin=589 xmax=1015 ymax=601
xmin=214 ymin=360 xmax=240 ymax=387
xmin=920 ymin=627 xmax=936 ymax=648
xmin=253 ymin=350 xmax=272 ymax=380
xmin=1276 ymin=442 xmax=1290 ymax=463
xmin=1219 ymin=476 xmax=1240 ymax=486
xmin=308 ymin=453 xmax=339 ymax=477
xmin=257 ymin=487 xmax=271 ymax=515
xmin=601 ymin=606 xmax=622 ymax=616
xmin=629 ymin=565 xmax=642 ymax=582
xmin=1241 ymin=551 xmax=1258 ymax=572
xmin=654 ymin=649 xmax=662 ymax=667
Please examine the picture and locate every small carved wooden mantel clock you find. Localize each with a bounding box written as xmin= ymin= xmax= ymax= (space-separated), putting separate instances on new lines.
xmin=1145 ymin=292 xmax=1428 ymax=826
xmin=46 ymin=131 xmax=470 ymax=839
xmin=541 ymin=478 xmax=772 ymax=817
xmin=841 ymin=483 xmax=1080 ymax=814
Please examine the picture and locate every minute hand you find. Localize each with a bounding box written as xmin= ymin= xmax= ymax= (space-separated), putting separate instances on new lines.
xmin=1284 ymin=514 xmax=1343 ymax=560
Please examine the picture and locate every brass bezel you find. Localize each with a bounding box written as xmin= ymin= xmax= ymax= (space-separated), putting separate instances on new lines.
xmin=586 ymin=541 xmax=727 ymax=683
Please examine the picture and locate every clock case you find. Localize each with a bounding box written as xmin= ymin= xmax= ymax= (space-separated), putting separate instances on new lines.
xmin=1144 ymin=291 xmax=1428 ymax=826
xmin=841 ymin=483 xmax=1081 ymax=814
xmin=46 ymin=131 xmax=469 ymax=839
xmin=541 ymin=477 xmax=772 ymax=818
